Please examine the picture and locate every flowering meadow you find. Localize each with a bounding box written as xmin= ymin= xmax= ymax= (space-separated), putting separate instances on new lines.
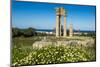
xmin=12 ymin=36 xmax=96 ymax=66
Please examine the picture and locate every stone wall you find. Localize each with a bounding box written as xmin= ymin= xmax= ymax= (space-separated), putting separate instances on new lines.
xmin=32 ymin=37 xmax=95 ymax=49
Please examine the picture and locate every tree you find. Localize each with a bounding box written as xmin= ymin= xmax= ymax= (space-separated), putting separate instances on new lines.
xmin=12 ymin=28 xmax=22 ymax=37
xmin=23 ymin=27 xmax=36 ymax=37
xmin=12 ymin=27 xmax=36 ymax=37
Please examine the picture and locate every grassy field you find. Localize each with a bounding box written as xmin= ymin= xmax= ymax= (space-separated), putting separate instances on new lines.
xmin=12 ymin=36 xmax=96 ymax=66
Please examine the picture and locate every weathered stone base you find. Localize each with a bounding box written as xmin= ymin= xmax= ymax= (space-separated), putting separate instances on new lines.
xmin=32 ymin=37 xmax=94 ymax=49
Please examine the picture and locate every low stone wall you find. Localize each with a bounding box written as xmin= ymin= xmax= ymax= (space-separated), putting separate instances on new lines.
xmin=32 ymin=37 xmax=94 ymax=49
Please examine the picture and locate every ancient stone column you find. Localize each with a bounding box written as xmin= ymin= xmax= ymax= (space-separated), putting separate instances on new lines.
xmin=56 ymin=15 xmax=60 ymax=37
xmin=60 ymin=20 xmax=61 ymax=36
xmin=63 ymin=15 xmax=67 ymax=37
xmin=55 ymin=7 xmax=67 ymax=37
xmin=69 ymin=23 xmax=73 ymax=37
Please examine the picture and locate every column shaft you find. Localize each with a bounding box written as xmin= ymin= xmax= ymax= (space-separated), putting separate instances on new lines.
xmin=56 ymin=15 xmax=60 ymax=37
xmin=60 ymin=19 xmax=61 ymax=36
xmin=69 ymin=24 xmax=73 ymax=37
xmin=63 ymin=16 xmax=67 ymax=37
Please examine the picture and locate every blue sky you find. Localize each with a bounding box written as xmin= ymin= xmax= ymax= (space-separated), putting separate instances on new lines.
xmin=12 ymin=0 xmax=96 ymax=31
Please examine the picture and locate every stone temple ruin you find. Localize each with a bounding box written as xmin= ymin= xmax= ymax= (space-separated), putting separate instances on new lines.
xmin=33 ymin=37 xmax=94 ymax=49
xmin=32 ymin=7 xmax=94 ymax=49
xmin=55 ymin=7 xmax=73 ymax=37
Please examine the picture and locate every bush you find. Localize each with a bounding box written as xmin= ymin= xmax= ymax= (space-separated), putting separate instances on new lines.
xmin=12 ymin=27 xmax=36 ymax=37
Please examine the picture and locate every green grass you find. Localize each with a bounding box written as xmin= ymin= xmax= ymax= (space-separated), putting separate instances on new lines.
xmin=12 ymin=36 xmax=96 ymax=66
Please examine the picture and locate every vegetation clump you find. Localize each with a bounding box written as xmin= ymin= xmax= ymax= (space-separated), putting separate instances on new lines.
xmin=12 ymin=37 xmax=96 ymax=66
xmin=12 ymin=28 xmax=96 ymax=66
